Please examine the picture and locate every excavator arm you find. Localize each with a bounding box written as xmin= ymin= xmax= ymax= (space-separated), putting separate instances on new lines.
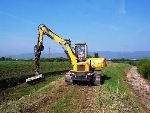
xmin=34 ymin=24 xmax=77 ymax=74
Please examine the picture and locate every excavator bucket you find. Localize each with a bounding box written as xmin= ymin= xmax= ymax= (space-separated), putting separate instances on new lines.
xmin=26 ymin=74 xmax=44 ymax=83
xmin=26 ymin=44 xmax=45 ymax=83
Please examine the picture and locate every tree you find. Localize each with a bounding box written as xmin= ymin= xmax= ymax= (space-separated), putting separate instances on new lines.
xmin=94 ymin=52 xmax=99 ymax=58
xmin=0 ymin=57 xmax=5 ymax=61
xmin=87 ymin=54 xmax=92 ymax=58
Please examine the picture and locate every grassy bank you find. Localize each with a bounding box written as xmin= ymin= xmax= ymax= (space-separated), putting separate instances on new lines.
xmin=0 ymin=75 xmax=63 ymax=113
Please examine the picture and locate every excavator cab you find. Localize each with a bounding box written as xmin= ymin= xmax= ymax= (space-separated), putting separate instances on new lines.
xmin=75 ymin=43 xmax=87 ymax=62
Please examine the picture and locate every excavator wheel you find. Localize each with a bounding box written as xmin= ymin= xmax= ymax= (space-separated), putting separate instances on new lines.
xmin=65 ymin=79 xmax=72 ymax=85
xmin=93 ymin=70 xmax=101 ymax=86
xmin=65 ymin=71 xmax=73 ymax=85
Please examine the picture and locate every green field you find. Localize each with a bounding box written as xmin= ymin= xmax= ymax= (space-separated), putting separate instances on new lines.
xmin=0 ymin=61 xmax=70 ymax=80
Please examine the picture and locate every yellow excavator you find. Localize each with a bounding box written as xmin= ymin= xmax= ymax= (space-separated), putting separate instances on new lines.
xmin=26 ymin=24 xmax=107 ymax=85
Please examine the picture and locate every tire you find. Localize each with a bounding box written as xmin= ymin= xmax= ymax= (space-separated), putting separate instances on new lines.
xmin=65 ymin=72 xmax=72 ymax=85
xmin=94 ymin=71 xmax=101 ymax=86
xmin=72 ymin=80 xmax=76 ymax=85
xmin=65 ymin=77 xmax=73 ymax=85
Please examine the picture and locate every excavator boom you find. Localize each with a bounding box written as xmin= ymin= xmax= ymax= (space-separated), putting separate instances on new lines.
xmin=26 ymin=24 xmax=77 ymax=83
xmin=35 ymin=24 xmax=77 ymax=73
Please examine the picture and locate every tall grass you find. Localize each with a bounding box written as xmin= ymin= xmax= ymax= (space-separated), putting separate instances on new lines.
xmin=138 ymin=59 xmax=150 ymax=80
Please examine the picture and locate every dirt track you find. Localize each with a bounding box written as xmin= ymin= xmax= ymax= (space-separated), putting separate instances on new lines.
xmin=70 ymin=85 xmax=96 ymax=113
xmin=126 ymin=66 xmax=150 ymax=112
xmin=21 ymin=81 xmax=97 ymax=113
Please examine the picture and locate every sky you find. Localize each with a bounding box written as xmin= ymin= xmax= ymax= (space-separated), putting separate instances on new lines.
xmin=0 ymin=0 xmax=150 ymax=56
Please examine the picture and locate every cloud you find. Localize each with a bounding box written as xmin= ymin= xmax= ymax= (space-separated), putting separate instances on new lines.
xmin=119 ymin=0 xmax=126 ymax=15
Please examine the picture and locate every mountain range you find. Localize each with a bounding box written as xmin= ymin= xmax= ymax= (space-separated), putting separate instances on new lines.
xmin=2 ymin=51 xmax=150 ymax=60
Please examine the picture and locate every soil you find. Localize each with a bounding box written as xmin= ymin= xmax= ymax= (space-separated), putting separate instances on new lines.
xmin=69 ymin=85 xmax=96 ymax=113
xmin=126 ymin=66 xmax=150 ymax=112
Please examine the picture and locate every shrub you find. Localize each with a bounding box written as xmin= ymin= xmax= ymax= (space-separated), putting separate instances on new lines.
xmin=127 ymin=61 xmax=138 ymax=66
xmin=138 ymin=59 xmax=150 ymax=80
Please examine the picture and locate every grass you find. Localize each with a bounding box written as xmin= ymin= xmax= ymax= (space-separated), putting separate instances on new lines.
xmin=0 ymin=75 xmax=63 ymax=113
xmin=47 ymin=87 xmax=75 ymax=113
xmin=102 ymin=63 xmax=130 ymax=94
xmin=95 ymin=63 xmax=145 ymax=113
xmin=0 ymin=61 xmax=70 ymax=80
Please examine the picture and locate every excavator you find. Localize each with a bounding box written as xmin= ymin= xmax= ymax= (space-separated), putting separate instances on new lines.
xmin=26 ymin=24 xmax=107 ymax=85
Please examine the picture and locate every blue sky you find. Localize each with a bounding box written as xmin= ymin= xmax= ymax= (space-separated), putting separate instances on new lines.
xmin=0 ymin=0 xmax=150 ymax=56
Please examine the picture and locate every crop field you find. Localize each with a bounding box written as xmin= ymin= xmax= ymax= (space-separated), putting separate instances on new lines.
xmin=0 ymin=61 xmax=70 ymax=80
xmin=0 ymin=61 xmax=70 ymax=91
xmin=0 ymin=61 xmax=149 ymax=113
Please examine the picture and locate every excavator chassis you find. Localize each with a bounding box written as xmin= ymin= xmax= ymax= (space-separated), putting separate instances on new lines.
xmin=65 ymin=70 xmax=101 ymax=85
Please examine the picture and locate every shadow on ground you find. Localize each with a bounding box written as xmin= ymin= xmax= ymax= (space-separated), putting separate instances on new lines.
xmin=101 ymin=74 xmax=111 ymax=85
xmin=72 ymin=74 xmax=111 ymax=86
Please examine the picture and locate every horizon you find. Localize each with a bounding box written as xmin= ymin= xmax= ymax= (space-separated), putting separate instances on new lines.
xmin=1 ymin=50 xmax=150 ymax=57
xmin=0 ymin=0 xmax=150 ymax=55
xmin=1 ymin=51 xmax=150 ymax=60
